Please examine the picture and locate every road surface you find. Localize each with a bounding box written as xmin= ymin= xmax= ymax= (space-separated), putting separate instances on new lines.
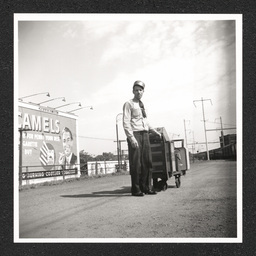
xmin=18 ymin=160 xmax=238 ymax=240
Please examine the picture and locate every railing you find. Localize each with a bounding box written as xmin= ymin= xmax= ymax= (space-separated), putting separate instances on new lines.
xmin=19 ymin=164 xmax=79 ymax=182
xmin=19 ymin=161 xmax=130 ymax=184
xmin=86 ymin=161 xmax=129 ymax=176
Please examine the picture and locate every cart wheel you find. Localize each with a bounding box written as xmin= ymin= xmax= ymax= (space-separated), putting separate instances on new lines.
xmin=162 ymin=182 xmax=168 ymax=191
xmin=153 ymin=178 xmax=158 ymax=189
xmin=175 ymin=177 xmax=181 ymax=188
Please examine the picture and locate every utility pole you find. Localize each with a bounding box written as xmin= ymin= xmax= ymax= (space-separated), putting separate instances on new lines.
xmin=119 ymin=140 xmax=126 ymax=167
xmin=115 ymin=123 xmax=120 ymax=171
xmin=183 ymin=119 xmax=190 ymax=148
xmin=220 ymin=116 xmax=224 ymax=147
xmin=114 ymin=140 xmax=126 ymax=168
xmin=187 ymin=130 xmax=195 ymax=163
xmin=115 ymin=113 xmax=123 ymax=172
xmin=214 ymin=116 xmax=224 ymax=147
xmin=193 ymin=97 xmax=212 ymax=161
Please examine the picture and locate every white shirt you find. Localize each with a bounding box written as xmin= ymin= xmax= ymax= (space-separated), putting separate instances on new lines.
xmin=123 ymin=99 xmax=153 ymax=142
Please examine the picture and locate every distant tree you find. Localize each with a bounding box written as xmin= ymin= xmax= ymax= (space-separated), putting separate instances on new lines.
xmin=102 ymin=152 xmax=115 ymax=161
xmin=94 ymin=155 xmax=104 ymax=161
xmin=79 ymin=150 xmax=95 ymax=164
xmin=80 ymin=150 xmax=120 ymax=162
xmin=93 ymin=152 xmax=116 ymax=161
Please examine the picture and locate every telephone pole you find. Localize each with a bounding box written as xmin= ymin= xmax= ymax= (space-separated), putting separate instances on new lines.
xmin=190 ymin=130 xmax=195 ymax=163
xmin=220 ymin=116 xmax=224 ymax=147
xmin=115 ymin=113 xmax=123 ymax=171
xmin=183 ymin=119 xmax=190 ymax=148
xmin=193 ymin=97 xmax=212 ymax=160
xmin=114 ymin=140 xmax=126 ymax=167
xmin=214 ymin=116 xmax=225 ymax=147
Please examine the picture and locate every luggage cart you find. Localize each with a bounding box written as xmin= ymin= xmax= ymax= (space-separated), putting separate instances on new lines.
xmin=149 ymin=127 xmax=188 ymax=191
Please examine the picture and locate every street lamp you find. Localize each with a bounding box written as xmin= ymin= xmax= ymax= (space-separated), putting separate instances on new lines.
xmin=38 ymin=97 xmax=66 ymax=105
xmin=54 ymin=102 xmax=82 ymax=109
xmin=19 ymin=92 xmax=50 ymax=101
xmin=116 ymin=113 xmax=123 ymax=172
xmin=67 ymin=106 xmax=93 ymax=113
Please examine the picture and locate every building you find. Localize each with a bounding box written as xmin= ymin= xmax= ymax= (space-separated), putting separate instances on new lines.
xmin=220 ymin=134 xmax=236 ymax=148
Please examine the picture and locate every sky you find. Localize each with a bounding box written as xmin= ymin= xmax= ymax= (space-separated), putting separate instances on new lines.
xmin=16 ymin=14 xmax=241 ymax=156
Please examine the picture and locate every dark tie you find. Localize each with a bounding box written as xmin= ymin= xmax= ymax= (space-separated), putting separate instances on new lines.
xmin=139 ymin=100 xmax=147 ymax=118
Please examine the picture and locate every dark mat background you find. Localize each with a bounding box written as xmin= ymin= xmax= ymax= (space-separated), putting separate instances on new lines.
xmin=1 ymin=1 xmax=255 ymax=255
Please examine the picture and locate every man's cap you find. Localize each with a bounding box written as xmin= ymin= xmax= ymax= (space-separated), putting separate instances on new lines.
xmin=133 ymin=80 xmax=145 ymax=89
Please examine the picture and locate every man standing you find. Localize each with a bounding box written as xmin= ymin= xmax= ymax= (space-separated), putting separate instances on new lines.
xmin=123 ymin=80 xmax=161 ymax=196
xmin=59 ymin=127 xmax=77 ymax=170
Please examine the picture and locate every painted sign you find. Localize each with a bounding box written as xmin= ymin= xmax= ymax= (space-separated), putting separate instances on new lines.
xmin=18 ymin=102 xmax=79 ymax=177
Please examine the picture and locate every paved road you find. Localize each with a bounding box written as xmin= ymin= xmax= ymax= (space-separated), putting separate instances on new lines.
xmin=18 ymin=160 xmax=238 ymax=240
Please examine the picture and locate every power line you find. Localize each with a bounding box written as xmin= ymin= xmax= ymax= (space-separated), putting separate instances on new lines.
xmin=204 ymin=120 xmax=236 ymax=127
xmin=78 ymin=135 xmax=114 ymax=141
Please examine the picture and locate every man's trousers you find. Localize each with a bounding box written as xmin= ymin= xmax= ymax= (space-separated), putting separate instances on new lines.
xmin=127 ymin=131 xmax=153 ymax=194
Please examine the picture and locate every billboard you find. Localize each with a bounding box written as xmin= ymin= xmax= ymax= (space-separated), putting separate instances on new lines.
xmin=18 ymin=102 xmax=80 ymax=181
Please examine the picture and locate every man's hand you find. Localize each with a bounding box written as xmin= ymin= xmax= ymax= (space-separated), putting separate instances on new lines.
xmin=131 ymin=137 xmax=139 ymax=148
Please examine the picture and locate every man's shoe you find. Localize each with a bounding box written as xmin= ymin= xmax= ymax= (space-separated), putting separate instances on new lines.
xmin=145 ymin=190 xmax=157 ymax=195
xmin=132 ymin=192 xmax=144 ymax=197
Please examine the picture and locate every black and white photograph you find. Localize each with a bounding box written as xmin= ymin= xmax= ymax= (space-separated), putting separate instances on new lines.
xmin=14 ymin=14 xmax=242 ymax=243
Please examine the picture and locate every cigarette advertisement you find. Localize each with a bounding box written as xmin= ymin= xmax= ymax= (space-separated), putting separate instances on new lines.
xmin=18 ymin=103 xmax=79 ymax=178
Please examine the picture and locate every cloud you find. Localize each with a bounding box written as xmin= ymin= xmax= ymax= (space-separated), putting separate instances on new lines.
xmin=99 ymin=20 xmax=173 ymax=65
xmin=83 ymin=21 xmax=122 ymax=40
xmin=125 ymin=21 xmax=146 ymax=36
